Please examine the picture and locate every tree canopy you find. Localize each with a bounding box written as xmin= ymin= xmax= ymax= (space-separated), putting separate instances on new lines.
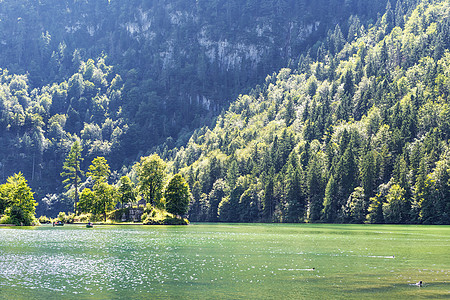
xmin=0 ymin=173 xmax=37 ymax=225
xmin=136 ymin=154 xmax=167 ymax=208
xmin=165 ymin=174 xmax=191 ymax=217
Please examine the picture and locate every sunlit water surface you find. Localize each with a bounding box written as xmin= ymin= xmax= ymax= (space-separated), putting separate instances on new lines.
xmin=0 ymin=224 xmax=448 ymax=299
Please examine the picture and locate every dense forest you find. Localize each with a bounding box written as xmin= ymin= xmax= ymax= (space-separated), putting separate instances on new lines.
xmin=169 ymin=0 xmax=450 ymax=224
xmin=1 ymin=0 xmax=449 ymax=224
xmin=0 ymin=0 xmax=388 ymax=214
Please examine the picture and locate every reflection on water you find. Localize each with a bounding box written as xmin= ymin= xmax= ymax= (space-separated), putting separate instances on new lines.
xmin=0 ymin=224 xmax=448 ymax=299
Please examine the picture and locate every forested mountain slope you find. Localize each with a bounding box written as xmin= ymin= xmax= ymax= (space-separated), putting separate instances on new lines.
xmin=0 ymin=0 xmax=387 ymax=148
xmin=169 ymin=0 xmax=450 ymax=224
xmin=0 ymin=0 xmax=391 ymax=214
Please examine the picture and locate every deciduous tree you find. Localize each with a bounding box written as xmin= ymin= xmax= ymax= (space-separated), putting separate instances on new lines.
xmin=0 ymin=173 xmax=37 ymax=225
xmin=136 ymin=154 xmax=167 ymax=208
xmin=165 ymin=174 xmax=191 ymax=217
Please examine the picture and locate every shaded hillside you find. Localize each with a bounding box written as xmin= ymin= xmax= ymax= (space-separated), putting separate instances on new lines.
xmin=0 ymin=0 xmax=389 ymax=151
xmin=168 ymin=0 xmax=450 ymax=224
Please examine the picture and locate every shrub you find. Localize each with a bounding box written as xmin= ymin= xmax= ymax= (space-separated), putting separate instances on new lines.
xmin=56 ymin=212 xmax=75 ymax=224
xmin=0 ymin=215 xmax=12 ymax=224
xmin=38 ymin=215 xmax=52 ymax=224
xmin=142 ymin=205 xmax=189 ymax=225
xmin=8 ymin=206 xmax=34 ymax=226
xmin=75 ymin=213 xmax=93 ymax=223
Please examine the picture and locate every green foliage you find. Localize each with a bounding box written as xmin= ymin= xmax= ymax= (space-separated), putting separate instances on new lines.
xmin=1 ymin=0 xmax=449 ymax=225
xmin=322 ymin=175 xmax=338 ymax=223
xmin=0 ymin=0 xmax=387 ymax=210
xmin=345 ymin=187 xmax=367 ymax=224
xmin=383 ymin=184 xmax=410 ymax=224
xmin=207 ymin=179 xmax=229 ymax=221
xmin=87 ymin=157 xmax=110 ymax=185
xmin=0 ymin=173 xmax=37 ymax=225
xmin=170 ymin=0 xmax=450 ymax=224
xmin=165 ymin=174 xmax=191 ymax=216
xmin=94 ymin=182 xmax=118 ymax=222
xmin=77 ymin=157 xmax=118 ymax=222
xmin=78 ymin=188 xmax=96 ymax=214
xmin=136 ymin=154 xmax=167 ymax=208
xmin=0 ymin=215 xmax=12 ymax=224
xmin=77 ymin=156 xmax=117 ymax=221
xmin=118 ymin=176 xmax=136 ymax=208
xmin=38 ymin=215 xmax=52 ymax=224
xmin=284 ymin=156 xmax=305 ymax=222
xmin=61 ymin=140 xmax=83 ymax=211
xmin=141 ymin=205 xmax=189 ymax=225
xmin=55 ymin=212 xmax=76 ymax=223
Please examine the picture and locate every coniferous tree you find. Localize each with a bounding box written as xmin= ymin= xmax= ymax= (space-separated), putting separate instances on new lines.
xmin=61 ymin=140 xmax=83 ymax=213
xmin=263 ymin=169 xmax=275 ymax=221
xmin=306 ymin=154 xmax=324 ymax=222
xmin=322 ymin=175 xmax=338 ymax=222
xmin=429 ymin=158 xmax=450 ymax=224
xmin=367 ymin=195 xmax=385 ymax=224
xmin=395 ymin=0 xmax=405 ymax=28
xmin=361 ymin=150 xmax=377 ymax=201
xmin=382 ymin=1 xmax=395 ymax=32
xmin=414 ymin=159 xmax=434 ymax=223
xmin=284 ymin=158 xmax=305 ymax=222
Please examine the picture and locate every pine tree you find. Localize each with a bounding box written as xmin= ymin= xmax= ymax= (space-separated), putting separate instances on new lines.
xmin=306 ymin=155 xmax=324 ymax=222
xmin=414 ymin=159 xmax=434 ymax=224
xmin=382 ymin=1 xmax=395 ymax=32
xmin=322 ymin=175 xmax=338 ymax=222
xmin=263 ymin=171 xmax=275 ymax=221
xmin=395 ymin=0 xmax=405 ymax=28
xmin=284 ymin=98 xmax=295 ymax=126
xmin=284 ymin=159 xmax=305 ymax=222
xmin=61 ymin=140 xmax=83 ymax=213
xmin=360 ymin=150 xmax=377 ymax=201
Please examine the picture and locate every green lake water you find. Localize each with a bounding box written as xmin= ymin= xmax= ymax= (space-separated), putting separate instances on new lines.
xmin=0 ymin=224 xmax=448 ymax=299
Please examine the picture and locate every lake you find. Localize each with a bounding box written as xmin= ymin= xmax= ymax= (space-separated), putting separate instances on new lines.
xmin=0 ymin=224 xmax=448 ymax=299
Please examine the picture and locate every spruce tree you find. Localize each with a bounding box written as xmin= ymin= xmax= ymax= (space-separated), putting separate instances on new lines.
xmin=285 ymin=161 xmax=305 ymax=222
xmin=61 ymin=140 xmax=83 ymax=213
xmin=322 ymin=175 xmax=338 ymax=222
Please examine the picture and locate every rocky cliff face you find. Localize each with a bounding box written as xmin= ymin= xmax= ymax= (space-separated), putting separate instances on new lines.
xmin=119 ymin=4 xmax=322 ymax=73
